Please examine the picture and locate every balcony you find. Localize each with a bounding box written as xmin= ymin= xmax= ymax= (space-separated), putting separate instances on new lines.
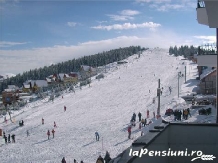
xmin=196 ymin=0 xmax=218 ymax=28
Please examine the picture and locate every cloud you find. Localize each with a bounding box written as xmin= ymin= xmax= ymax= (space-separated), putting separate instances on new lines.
xmin=0 ymin=30 xmax=204 ymax=75
xmin=91 ymin=22 xmax=161 ymax=31
xmin=136 ymin=0 xmax=195 ymax=11
xmin=193 ymin=36 xmax=216 ymax=44
xmin=136 ymin=0 xmax=171 ymax=3
xmin=107 ymin=9 xmax=140 ymax=21
xmin=151 ymin=4 xmax=184 ymax=11
xmin=0 ymin=41 xmax=27 ymax=47
xmin=107 ymin=14 xmax=134 ymax=21
xmin=67 ymin=22 xmax=78 ymax=27
xmin=120 ymin=9 xmax=140 ymax=16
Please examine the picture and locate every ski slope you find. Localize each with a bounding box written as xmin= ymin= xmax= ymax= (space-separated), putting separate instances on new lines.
xmin=0 ymin=48 xmax=215 ymax=163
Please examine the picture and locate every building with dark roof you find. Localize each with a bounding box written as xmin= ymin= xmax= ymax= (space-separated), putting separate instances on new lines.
xmin=110 ymin=120 xmax=218 ymax=163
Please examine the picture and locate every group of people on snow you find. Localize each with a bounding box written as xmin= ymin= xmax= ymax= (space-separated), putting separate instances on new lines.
xmin=61 ymin=151 xmax=111 ymax=163
xmin=173 ymin=108 xmax=191 ymax=121
xmin=3 ymin=132 xmax=15 ymax=144
xmin=96 ymin=151 xmax=111 ymax=163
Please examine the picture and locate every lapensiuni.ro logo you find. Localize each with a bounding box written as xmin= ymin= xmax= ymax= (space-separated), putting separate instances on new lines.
xmin=129 ymin=148 xmax=216 ymax=161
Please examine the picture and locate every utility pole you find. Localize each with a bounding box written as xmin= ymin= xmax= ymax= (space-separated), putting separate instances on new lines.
xmin=157 ymin=79 xmax=160 ymax=118
xmin=178 ymin=72 xmax=181 ymax=98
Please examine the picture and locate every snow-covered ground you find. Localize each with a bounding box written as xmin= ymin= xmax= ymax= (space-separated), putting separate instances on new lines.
xmin=0 ymin=48 xmax=216 ymax=163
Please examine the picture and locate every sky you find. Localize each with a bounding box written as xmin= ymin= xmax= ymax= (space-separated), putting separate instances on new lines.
xmin=0 ymin=0 xmax=216 ymax=75
xmin=0 ymin=48 xmax=216 ymax=163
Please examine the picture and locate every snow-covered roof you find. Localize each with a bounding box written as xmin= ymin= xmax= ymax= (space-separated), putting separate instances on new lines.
xmin=8 ymin=85 xmax=18 ymax=89
xmin=23 ymin=84 xmax=30 ymax=89
xmin=200 ymin=68 xmax=216 ymax=80
xmin=29 ymin=80 xmax=48 ymax=87
xmin=81 ymin=65 xmax=96 ymax=72
xmin=46 ymin=78 xmax=52 ymax=82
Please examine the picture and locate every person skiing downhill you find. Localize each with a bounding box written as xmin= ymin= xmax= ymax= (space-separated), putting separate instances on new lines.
xmin=64 ymin=106 xmax=66 ymax=112
xmin=42 ymin=118 xmax=44 ymax=125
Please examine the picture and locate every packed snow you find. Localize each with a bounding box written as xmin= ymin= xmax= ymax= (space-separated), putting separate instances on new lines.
xmin=0 ymin=48 xmax=216 ymax=163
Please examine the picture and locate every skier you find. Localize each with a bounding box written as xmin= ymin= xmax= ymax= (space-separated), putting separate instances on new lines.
xmin=8 ymin=134 xmax=11 ymax=143
xmin=153 ymin=111 xmax=155 ymax=119
xmin=61 ymin=157 xmax=66 ymax=163
xmin=42 ymin=118 xmax=44 ymax=125
xmin=64 ymin=106 xmax=66 ymax=112
xmin=11 ymin=134 xmax=15 ymax=143
xmin=52 ymin=129 xmax=55 ymax=138
xmin=54 ymin=121 xmax=57 ymax=128
xmin=169 ymin=86 xmax=172 ymax=94
xmin=138 ymin=112 xmax=142 ymax=122
xmin=95 ymin=131 xmax=100 ymax=141
xmin=47 ymin=130 xmax=50 ymax=140
xmin=80 ymin=161 xmax=84 ymax=163
xmin=104 ymin=151 xmax=112 ymax=163
xmin=127 ymin=125 xmax=131 ymax=139
xmin=27 ymin=130 xmax=30 ymax=137
xmin=96 ymin=155 xmax=104 ymax=163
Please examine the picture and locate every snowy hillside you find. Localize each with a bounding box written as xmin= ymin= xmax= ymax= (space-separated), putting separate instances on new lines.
xmin=0 ymin=48 xmax=215 ymax=163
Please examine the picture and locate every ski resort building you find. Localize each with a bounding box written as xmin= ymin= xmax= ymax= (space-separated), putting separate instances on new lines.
xmin=110 ymin=120 xmax=218 ymax=163
xmin=79 ymin=65 xmax=97 ymax=80
xmin=196 ymin=0 xmax=218 ymax=123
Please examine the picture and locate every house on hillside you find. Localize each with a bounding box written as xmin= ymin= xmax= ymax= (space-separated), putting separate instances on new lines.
xmin=23 ymin=80 xmax=48 ymax=93
xmin=68 ymin=72 xmax=79 ymax=83
xmin=46 ymin=74 xmax=59 ymax=84
xmin=198 ymin=68 xmax=216 ymax=94
xmin=2 ymin=85 xmax=20 ymax=106
xmin=79 ymin=65 xmax=97 ymax=80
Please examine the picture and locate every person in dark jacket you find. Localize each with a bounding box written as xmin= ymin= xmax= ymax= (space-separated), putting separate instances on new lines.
xmin=96 ymin=155 xmax=104 ymax=163
xmin=8 ymin=134 xmax=11 ymax=143
xmin=104 ymin=151 xmax=111 ymax=163
xmin=138 ymin=112 xmax=142 ymax=122
xmin=61 ymin=157 xmax=66 ymax=163
xmin=4 ymin=134 xmax=7 ymax=144
xmin=95 ymin=131 xmax=100 ymax=141
xmin=11 ymin=134 xmax=15 ymax=143
xmin=47 ymin=130 xmax=50 ymax=140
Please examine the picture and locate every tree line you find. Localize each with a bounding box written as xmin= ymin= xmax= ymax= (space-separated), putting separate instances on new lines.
xmin=0 ymin=46 xmax=147 ymax=93
xmin=169 ymin=45 xmax=198 ymax=58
